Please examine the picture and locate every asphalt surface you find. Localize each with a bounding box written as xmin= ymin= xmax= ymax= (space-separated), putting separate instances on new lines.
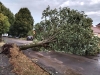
xmin=0 ymin=54 xmax=16 ymax=75
xmin=23 ymin=49 xmax=100 ymax=75
xmin=1 ymin=37 xmax=100 ymax=75
xmin=0 ymin=37 xmax=32 ymax=75
xmin=3 ymin=37 xmax=33 ymax=46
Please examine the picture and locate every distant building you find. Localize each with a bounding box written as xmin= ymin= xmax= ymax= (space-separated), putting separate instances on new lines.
xmin=96 ymin=23 xmax=100 ymax=27
xmin=92 ymin=24 xmax=100 ymax=37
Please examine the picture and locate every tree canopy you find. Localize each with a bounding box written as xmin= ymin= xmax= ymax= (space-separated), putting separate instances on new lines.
xmin=0 ymin=2 xmax=15 ymax=35
xmin=35 ymin=6 xmax=100 ymax=55
xmin=0 ymin=13 xmax=10 ymax=34
xmin=10 ymin=8 xmax=34 ymax=37
xmin=0 ymin=2 xmax=14 ymax=26
xmin=0 ymin=13 xmax=10 ymax=41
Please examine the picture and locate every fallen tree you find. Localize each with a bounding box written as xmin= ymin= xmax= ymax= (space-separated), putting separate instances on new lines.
xmin=19 ymin=35 xmax=56 ymax=50
xmin=34 ymin=6 xmax=100 ymax=55
xmin=0 ymin=36 xmax=55 ymax=55
xmin=0 ymin=6 xmax=100 ymax=56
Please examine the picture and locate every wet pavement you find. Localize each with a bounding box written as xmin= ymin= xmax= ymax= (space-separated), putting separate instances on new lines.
xmin=23 ymin=49 xmax=100 ymax=75
xmin=0 ymin=37 xmax=32 ymax=75
xmin=1 ymin=37 xmax=100 ymax=75
xmin=3 ymin=37 xmax=33 ymax=46
xmin=0 ymin=54 xmax=16 ymax=75
xmin=0 ymin=46 xmax=15 ymax=75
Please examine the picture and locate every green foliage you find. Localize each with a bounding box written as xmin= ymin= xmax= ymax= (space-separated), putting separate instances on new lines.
xmin=27 ymin=30 xmax=33 ymax=36
xmin=0 ymin=2 xmax=14 ymax=26
xmin=35 ymin=6 xmax=100 ymax=55
xmin=0 ymin=13 xmax=10 ymax=34
xmin=10 ymin=8 xmax=34 ymax=37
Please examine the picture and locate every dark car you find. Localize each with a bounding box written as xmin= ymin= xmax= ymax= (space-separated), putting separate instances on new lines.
xmin=8 ymin=35 xmax=12 ymax=38
xmin=27 ymin=36 xmax=33 ymax=41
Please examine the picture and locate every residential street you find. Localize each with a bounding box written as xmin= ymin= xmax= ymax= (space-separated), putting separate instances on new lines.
xmin=0 ymin=37 xmax=100 ymax=75
xmin=0 ymin=37 xmax=32 ymax=75
xmin=23 ymin=49 xmax=100 ymax=75
xmin=1 ymin=0 xmax=100 ymax=75
xmin=0 ymin=54 xmax=16 ymax=75
xmin=3 ymin=37 xmax=33 ymax=46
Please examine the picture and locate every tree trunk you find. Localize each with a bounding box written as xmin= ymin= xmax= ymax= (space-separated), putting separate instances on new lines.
xmin=0 ymin=35 xmax=2 ymax=42
xmin=0 ymin=35 xmax=56 ymax=54
xmin=19 ymin=34 xmax=57 ymax=50
xmin=19 ymin=39 xmax=52 ymax=50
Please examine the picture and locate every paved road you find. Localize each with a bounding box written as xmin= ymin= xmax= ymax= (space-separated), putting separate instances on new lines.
xmin=0 ymin=54 xmax=16 ymax=75
xmin=1 ymin=37 xmax=100 ymax=75
xmin=3 ymin=37 xmax=33 ymax=46
xmin=0 ymin=37 xmax=32 ymax=75
xmin=23 ymin=49 xmax=100 ymax=75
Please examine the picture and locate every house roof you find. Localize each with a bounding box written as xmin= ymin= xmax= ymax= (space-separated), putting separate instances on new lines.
xmin=96 ymin=23 xmax=100 ymax=27
xmin=91 ymin=27 xmax=100 ymax=33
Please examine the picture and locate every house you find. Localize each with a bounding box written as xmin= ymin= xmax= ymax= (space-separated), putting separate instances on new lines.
xmin=91 ymin=25 xmax=100 ymax=37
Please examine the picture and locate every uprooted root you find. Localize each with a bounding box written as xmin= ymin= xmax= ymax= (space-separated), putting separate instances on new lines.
xmin=0 ymin=43 xmax=13 ymax=55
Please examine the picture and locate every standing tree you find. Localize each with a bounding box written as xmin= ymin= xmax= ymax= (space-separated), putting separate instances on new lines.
xmin=34 ymin=6 xmax=100 ymax=55
xmin=10 ymin=8 xmax=34 ymax=37
xmin=0 ymin=2 xmax=14 ymax=28
xmin=0 ymin=13 xmax=10 ymax=42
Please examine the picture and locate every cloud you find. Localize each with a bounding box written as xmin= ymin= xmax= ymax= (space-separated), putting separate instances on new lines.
xmin=59 ymin=0 xmax=100 ymax=25
xmin=0 ymin=0 xmax=100 ymax=25
xmin=60 ymin=1 xmax=85 ymax=7
xmin=90 ymin=0 xmax=100 ymax=5
xmin=85 ymin=11 xmax=100 ymax=25
xmin=86 ymin=11 xmax=100 ymax=16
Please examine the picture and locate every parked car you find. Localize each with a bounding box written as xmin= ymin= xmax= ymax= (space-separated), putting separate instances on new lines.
xmin=8 ymin=35 xmax=12 ymax=38
xmin=15 ymin=36 xmax=19 ymax=39
xmin=2 ymin=33 xmax=8 ymax=37
xmin=27 ymin=36 xmax=33 ymax=41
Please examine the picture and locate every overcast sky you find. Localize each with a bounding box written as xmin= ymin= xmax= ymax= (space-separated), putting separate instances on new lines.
xmin=0 ymin=0 xmax=100 ymax=25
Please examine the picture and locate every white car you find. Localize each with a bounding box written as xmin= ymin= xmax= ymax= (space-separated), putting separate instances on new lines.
xmin=2 ymin=33 xmax=8 ymax=37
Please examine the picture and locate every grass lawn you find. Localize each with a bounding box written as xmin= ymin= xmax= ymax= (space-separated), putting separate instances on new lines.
xmin=9 ymin=44 xmax=50 ymax=75
xmin=0 ymin=42 xmax=5 ymax=47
